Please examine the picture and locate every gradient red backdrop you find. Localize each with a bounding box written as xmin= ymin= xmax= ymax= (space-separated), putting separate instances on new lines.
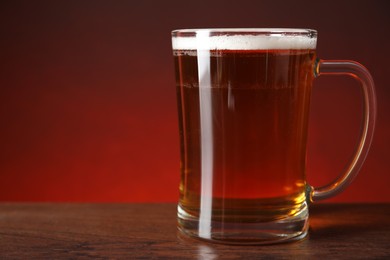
xmin=0 ymin=0 xmax=389 ymax=202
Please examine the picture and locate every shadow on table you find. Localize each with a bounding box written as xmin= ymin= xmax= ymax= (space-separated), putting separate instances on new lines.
xmin=308 ymin=203 xmax=389 ymax=241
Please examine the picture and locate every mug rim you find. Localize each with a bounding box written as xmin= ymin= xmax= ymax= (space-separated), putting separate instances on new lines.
xmin=172 ymin=28 xmax=317 ymax=37
xmin=171 ymin=28 xmax=317 ymax=50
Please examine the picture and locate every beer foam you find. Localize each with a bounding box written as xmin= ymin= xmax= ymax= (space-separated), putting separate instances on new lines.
xmin=172 ymin=30 xmax=316 ymax=50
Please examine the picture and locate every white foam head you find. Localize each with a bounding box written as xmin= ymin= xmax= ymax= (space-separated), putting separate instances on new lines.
xmin=172 ymin=29 xmax=317 ymax=50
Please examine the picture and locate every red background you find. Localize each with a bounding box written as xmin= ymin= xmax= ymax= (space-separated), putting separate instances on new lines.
xmin=0 ymin=0 xmax=389 ymax=202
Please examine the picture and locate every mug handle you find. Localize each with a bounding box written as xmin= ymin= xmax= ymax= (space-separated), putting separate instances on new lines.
xmin=307 ymin=59 xmax=377 ymax=202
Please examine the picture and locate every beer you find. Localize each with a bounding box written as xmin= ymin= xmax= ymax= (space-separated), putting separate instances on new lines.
xmin=173 ymin=32 xmax=317 ymax=242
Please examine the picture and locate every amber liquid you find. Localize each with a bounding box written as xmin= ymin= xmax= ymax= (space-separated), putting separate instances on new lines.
xmin=174 ymin=49 xmax=316 ymax=229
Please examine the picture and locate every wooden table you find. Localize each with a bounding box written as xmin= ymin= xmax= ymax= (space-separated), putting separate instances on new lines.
xmin=0 ymin=203 xmax=389 ymax=258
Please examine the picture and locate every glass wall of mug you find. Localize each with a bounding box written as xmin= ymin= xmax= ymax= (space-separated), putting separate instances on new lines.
xmin=172 ymin=29 xmax=376 ymax=244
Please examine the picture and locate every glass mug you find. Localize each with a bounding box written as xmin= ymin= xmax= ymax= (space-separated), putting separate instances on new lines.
xmin=172 ymin=29 xmax=376 ymax=244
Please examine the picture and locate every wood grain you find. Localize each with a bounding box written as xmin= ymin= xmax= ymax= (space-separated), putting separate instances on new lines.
xmin=0 ymin=203 xmax=389 ymax=258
